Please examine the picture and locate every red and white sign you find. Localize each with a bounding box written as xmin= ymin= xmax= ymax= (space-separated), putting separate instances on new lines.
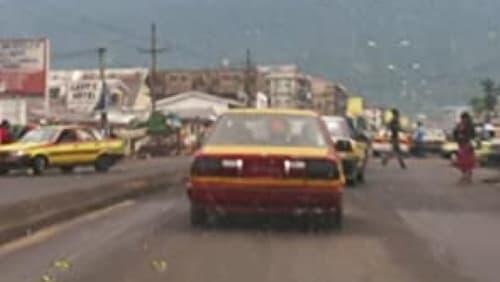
xmin=0 ymin=38 xmax=49 ymax=96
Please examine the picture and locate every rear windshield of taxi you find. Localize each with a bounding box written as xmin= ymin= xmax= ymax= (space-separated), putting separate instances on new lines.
xmin=323 ymin=118 xmax=352 ymax=138
xmin=206 ymin=113 xmax=328 ymax=148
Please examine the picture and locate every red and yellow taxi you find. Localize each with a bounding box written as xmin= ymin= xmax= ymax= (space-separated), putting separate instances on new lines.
xmin=187 ymin=109 xmax=344 ymax=228
xmin=0 ymin=125 xmax=125 ymax=175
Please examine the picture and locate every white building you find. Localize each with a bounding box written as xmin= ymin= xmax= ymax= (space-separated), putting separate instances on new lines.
xmin=255 ymin=92 xmax=269 ymax=109
xmin=156 ymin=91 xmax=243 ymax=120
xmin=258 ymin=65 xmax=311 ymax=109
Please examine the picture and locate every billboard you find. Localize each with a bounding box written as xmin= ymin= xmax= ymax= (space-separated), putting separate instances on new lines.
xmin=0 ymin=38 xmax=49 ymax=96
xmin=346 ymin=96 xmax=364 ymax=118
xmin=66 ymin=80 xmax=104 ymax=113
xmin=59 ymin=69 xmax=148 ymax=113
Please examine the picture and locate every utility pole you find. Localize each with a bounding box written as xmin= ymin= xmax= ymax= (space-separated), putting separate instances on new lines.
xmin=244 ymin=48 xmax=255 ymax=107
xmin=139 ymin=23 xmax=167 ymax=115
xmin=150 ymin=23 xmax=158 ymax=113
xmin=98 ymin=47 xmax=108 ymax=135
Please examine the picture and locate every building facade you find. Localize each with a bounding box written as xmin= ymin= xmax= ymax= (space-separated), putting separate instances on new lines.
xmin=259 ymin=65 xmax=311 ymax=109
xmin=309 ymin=76 xmax=335 ymax=115
xmin=157 ymin=68 xmax=265 ymax=105
xmin=332 ymin=84 xmax=349 ymax=116
xmin=307 ymin=76 xmax=349 ymax=116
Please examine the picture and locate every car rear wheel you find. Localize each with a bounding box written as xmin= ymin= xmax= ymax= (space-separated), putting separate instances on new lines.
xmin=95 ymin=155 xmax=112 ymax=173
xmin=346 ymin=177 xmax=357 ymax=186
xmin=346 ymin=169 xmax=358 ymax=186
xmin=60 ymin=166 xmax=75 ymax=174
xmin=316 ymin=209 xmax=343 ymax=231
xmin=357 ymin=170 xmax=365 ymax=183
xmin=331 ymin=208 xmax=343 ymax=230
xmin=325 ymin=208 xmax=344 ymax=230
xmin=32 ymin=156 xmax=48 ymax=176
xmin=190 ymin=205 xmax=208 ymax=227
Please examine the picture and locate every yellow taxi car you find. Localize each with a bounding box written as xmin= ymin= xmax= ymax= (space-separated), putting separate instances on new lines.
xmin=441 ymin=140 xmax=459 ymax=160
xmin=322 ymin=116 xmax=368 ymax=186
xmin=421 ymin=128 xmax=447 ymax=154
xmin=0 ymin=125 xmax=125 ymax=175
xmin=475 ymin=139 xmax=500 ymax=167
xmin=187 ymin=109 xmax=344 ymax=228
xmin=441 ymin=139 xmax=484 ymax=162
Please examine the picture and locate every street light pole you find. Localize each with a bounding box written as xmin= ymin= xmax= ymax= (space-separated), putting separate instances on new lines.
xmin=150 ymin=23 xmax=158 ymax=114
xmin=98 ymin=47 xmax=108 ymax=135
xmin=244 ymin=48 xmax=256 ymax=107
xmin=138 ymin=23 xmax=168 ymax=116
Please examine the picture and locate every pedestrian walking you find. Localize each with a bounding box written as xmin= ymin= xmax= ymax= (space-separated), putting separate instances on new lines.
xmin=453 ymin=112 xmax=476 ymax=183
xmin=382 ymin=109 xmax=407 ymax=169
xmin=413 ymin=121 xmax=426 ymax=157
xmin=0 ymin=119 xmax=12 ymax=145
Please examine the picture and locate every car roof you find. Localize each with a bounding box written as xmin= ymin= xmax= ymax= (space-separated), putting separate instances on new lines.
xmin=40 ymin=125 xmax=90 ymax=131
xmin=226 ymin=108 xmax=318 ymax=117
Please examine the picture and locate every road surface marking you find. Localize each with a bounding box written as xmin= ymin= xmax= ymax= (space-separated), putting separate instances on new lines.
xmin=65 ymin=200 xmax=178 ymax=262
xmin=0 ymin=200 xmax=135 ymax=256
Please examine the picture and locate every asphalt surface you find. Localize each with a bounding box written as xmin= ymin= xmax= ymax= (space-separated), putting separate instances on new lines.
xmin=0 ymin=157 xmax=190 ymax=206
xmin=1 ymin=158 xmax=500 ymax=282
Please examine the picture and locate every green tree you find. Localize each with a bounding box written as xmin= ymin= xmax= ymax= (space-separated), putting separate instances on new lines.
xmin=469 ymin=96 xmax=486 ymax=116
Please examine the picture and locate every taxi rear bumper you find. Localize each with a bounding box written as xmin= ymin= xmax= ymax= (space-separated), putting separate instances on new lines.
xmin=188 ymin=186 xmax=342 ymax=214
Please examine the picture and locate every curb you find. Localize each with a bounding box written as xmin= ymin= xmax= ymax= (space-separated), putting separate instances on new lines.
xmin=0 ymin=169 xmax=186 ymax=245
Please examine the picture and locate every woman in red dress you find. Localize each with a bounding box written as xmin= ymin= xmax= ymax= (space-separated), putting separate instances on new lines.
xmin=453 ymin=112 xmax=476 ymax=183
xmin=0 ymin=120 xmax=12 ymax=144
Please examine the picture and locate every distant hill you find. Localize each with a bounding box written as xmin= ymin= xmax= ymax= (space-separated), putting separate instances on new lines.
xmin=2 ymin=0 xmax=500 ymax=114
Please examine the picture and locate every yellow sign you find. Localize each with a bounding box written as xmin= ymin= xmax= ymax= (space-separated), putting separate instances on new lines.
xmin=383 ymin=110 xmax=411 ymax=128
xmin=347 ymin=97 xmax=364 ymax=117
xmin=400 ymin=116 xmax=410 ymax=128
xmin=384 ymin=110 xmax=393 ymax=123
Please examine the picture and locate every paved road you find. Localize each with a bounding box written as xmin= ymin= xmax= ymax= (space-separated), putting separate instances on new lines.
xmin=0 ymin=157 xmax=190 ymax=206
xmin=0 ymin=159 xmax=499 ymax=282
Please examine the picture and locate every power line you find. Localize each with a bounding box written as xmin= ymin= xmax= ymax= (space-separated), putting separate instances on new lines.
xmin=52 ymin=48 xmax=100 ymax=60
xmin=20 ymin=1 xmax=209 ymax=65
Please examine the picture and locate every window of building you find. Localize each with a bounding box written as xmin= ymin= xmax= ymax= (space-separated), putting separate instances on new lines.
xmin=110 ymin=93 xmax=120 ymax=106
xmin=49 ymin=87 xmax=61 ymax=99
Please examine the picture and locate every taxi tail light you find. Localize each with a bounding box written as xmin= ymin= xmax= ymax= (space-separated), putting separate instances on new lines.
xmin=191 ymin=157 xmax=222 ymax=176
xmin=242 ymin=158 xmax=339 ymax=180
xmin=192 ymin=156 xmax=339 ymax=180
xmin=284 ymin=160 xmax=307 ymax=178
xmin=305 ymin=160 xmax=340 ymax=180
xmin=191 ymin=157 xmax=242 ymax=177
